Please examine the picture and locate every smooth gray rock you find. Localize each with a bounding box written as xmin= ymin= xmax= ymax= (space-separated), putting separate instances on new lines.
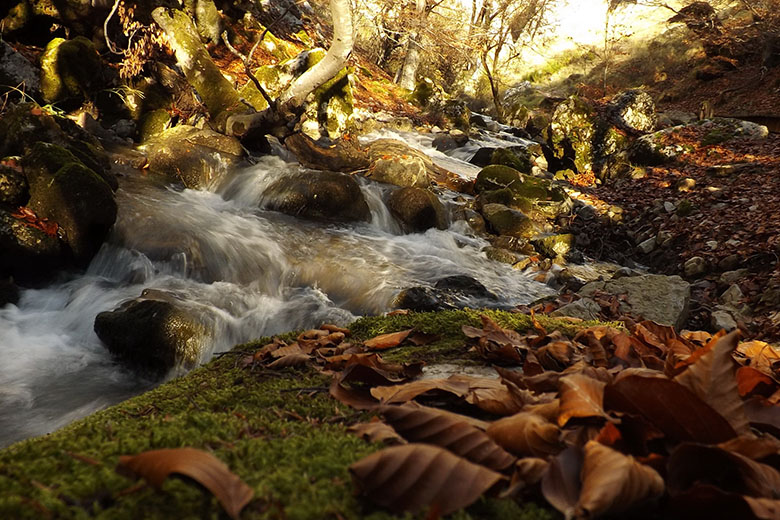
xmin=578 ymin=274 xmax=691 ymax=328
xmin=551 ymin=298 xmax=601 ymax=321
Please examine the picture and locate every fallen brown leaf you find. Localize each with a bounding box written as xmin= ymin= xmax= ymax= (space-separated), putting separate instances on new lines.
xmin=557 ymin=374 xmax=607 ymax=427
xmin=348 ymin=420 xmax=406 ymax=445
xmin=363 ymin=329 xmax=414 ymax=350
xmin=349 ymin=443 xmax=503 ymax=515
xmin=116 ymin=448 xmax=253 ymax=520
xmin=380 ymin=404 xmax=516 ymax=471
xmin=486 ymin=412 xmax=563 ymax=458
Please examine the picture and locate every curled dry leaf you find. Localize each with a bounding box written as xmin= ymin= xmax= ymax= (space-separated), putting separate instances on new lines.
xmin=348 ymin=420 xmax=406 ymax=445
xmin=486 ymin=412 xmax=563 ymax=458
xmin=674 ymin=331 xmax=750 ymax=435
xmin=380 ymin=404 xmax=516 ymax=471
xmin=734 ymin=341 xmax=780 ymax=382
xmin=371 ymin=376 xmax=471 ymax=404
xmin=744 ymin=397 xmax=780 ymax=436
xmin=541 ymin=445 xmax=583 ymax=517
xmin=501 ymin=458 xmax=550 ymax=497
xmin=537 ymin=341 xmax=575 ymax=371
xmin=339 ymin=353 xmax=423 ymax=386
xmin=667 ymin=443 xmax=780 ymax=499
xmin=363 ymin=329 xmax=414 ymax=350
xmin=604 ymin=375 xmax=737 ymax=444
xmin=329 ymin=379 xmax=379 ymax=411
xmin=320 ymin=323 xmax=350 ymax=335
xmin=737 ymin=366 xmax=777 ymax=398
xmin=267 ymin=352 xmax=310 ymax=369
xmin=557 ymin=373 xmax=607 ymax=427
xmin=116 ymin=448 xmax=253 ymax=520
xmin=575 ymin=440 xmax=664 ymax=519
xmin=349 ymin=443 xmax=503 ymax=516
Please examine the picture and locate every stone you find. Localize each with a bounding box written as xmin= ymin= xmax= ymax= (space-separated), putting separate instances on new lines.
xmin=481 ymin=203 xmax=535 ymax=238
xmin=475 ymin=165 xmax=572 ymax=220
xmin=532 ymin=233 xmax=574 ymax=259
xmin=719 ymin=268 xmax=748 ymax=285
xmin=684 ymin=256 xmax=707 ymax=278
xmin=711 ymin=308 xmax=738 ymax=332
xmin=606 ymin=89 xmax=657 ymax=134
xmin=656 ymin=230 xmax=673 ymax=247
xmin=548 ymin=95 xmax=598 ymax=173
xmin=140 ymin=125 xmax=246 ymax=189
xmin=387 ymin=187 xmax=446 ymax=233
xmin=721 ymin=284 xmax=744 ymax=306
xmin=484 ymin=247 xmax=519 ymax=264
xmin=578 ymin=274 xmax=691 ymax=328
xmin=40 ymin=36 xmax=103 ymax=104
xmin=262 ymin=169 xmax=370 ymax=222
xmin=432 ymin=133 xmax=458 ymax=152
xmin=393 ymin=275 xmax=499 ymax=312
xmin=22 ymin=142 xmax=117 ymax=264
xmin=94 ymin=295 xmax=210 ymax=377
xmin=637 ymin=237 xmax=657 ymax=254
xmin=0 ymin=41 xmax=40 ymax=99
xmin=0 ymin=165 xmax=28 ymax=207
xmin=676 ymin=177 xmax=696 ymax=191
xmin=0 ymin=208 xmax=64 ymax=280
xmin=663 ymin=201 xmax=676 ymax=213
xmin=367 ymin=139 xmax=433 ymax=188
xmin=551 ymin=298 xmax=601 ymax=321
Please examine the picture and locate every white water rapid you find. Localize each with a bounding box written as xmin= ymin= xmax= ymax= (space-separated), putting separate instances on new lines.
xmin=0 ymin=130 xmax=554 ymax=447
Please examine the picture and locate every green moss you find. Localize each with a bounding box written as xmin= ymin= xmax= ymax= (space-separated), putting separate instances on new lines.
xmin=701 ymin=128 xmax=732 ymax=146
xmin=40 ymin=36 xmax=101 ymax=104
xmin=474 ymin=165 xmax=523 ymax=194
xmin=490 ymin=148 xmax=532 ymax=173
xmin=0 ymin=309 xmax=603 ymax=518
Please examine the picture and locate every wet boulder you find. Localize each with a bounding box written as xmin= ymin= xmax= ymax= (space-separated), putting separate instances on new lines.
xmin=94 ymin=294 xmax=210 ymax=377
xmin=140 ymin=125 xmax=246 ymax=189
xmin=367 ymin=139 xmax=432 ymax=188
xmin=469 ymin=147 xmax=533 ymax=173
xmin=0 ymin=165 xmax=29 ymax=207
xmin=262 ymin=169 xmax=370 ymax=222
xmin=22 ymin=142 xmax=117 ymax=264
xmin=481 ymin=203 xmax=535 ymax=239
xmin=393 ymin=275 xmax=499 ymax=312
xmin=387 ymin=186 xmax=446 ymax=233
xmin=0 ymin=208 xmax=64 ymax=280
xmin=40 ymin=36 xmax=104 ymax=105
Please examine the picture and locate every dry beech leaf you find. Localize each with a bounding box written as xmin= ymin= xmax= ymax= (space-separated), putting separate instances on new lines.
xmin=558 ymin=374 xmax=607 ymax=427
xmin=117 ymin=448 xmax=253 ymax=520
xmin=329 ymin=379 xmax=379 ymax=411
xmin=523 ymin=399 xmax=561 ymax=423
xmin=734 ymin=341 xmax=780 ymax=381
xmin=718 ymin=435 xmax=780 ymax=461
xmin=270 ymin=343 xmax=303 ymax=358
xmin=668 ymin=443 xmax=780 ymax=499
xmin=267 ymin=352 xmax=310 ymax=369
xmin=744 ymin=397 xmax=780 ymax=436
xmin=537 ymin=341 xmax=575 ymax=371
xmin=348 ymin=420 xmax=406 ymax=445
xmin=363 ymin=329 xmax=414 ymax=350
xmin=349 ymin=443 xmax=503 ymax=515
xmin=668 ymin=483 xmax=778 ymax=520
xmin=737 ymin=366 xmax=777 ymax=398
xmin=541 ymin=445 xmax=583 ymax=516
xmin=745 ymin=496 xmax=780 ymax=519
xmin=575 ymin=440 xmax=664 ymax=519
xmin=398 ymin=401 xmax=490 ymax=430
xmin=486 ymin=412 xmax=563 ymax=458
xmin=501 ymin=458 xmax=550 ymax=497
xmin=370 ymin=377 xmax=471 ymax=403
xmin=380 ymin=404 xmax=515 ymax=471
xmin=339 ymin=353 xmax=423 ymax=386
xmin=674 ymin=331 xmax=750 ymax=435
xmin=320 ymin=323 xmax=350 ymax=335
xmin=604 ymin=375 xmax=737 ymax=444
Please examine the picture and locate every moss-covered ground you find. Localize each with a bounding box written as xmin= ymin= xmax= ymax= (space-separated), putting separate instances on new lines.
xmin=0 ymin=309 xmax=601 ymax=519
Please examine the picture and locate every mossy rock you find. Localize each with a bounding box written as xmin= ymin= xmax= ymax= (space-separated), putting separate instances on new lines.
xmin=532 ymin=233 xmax=574 ymax=259
xmin=22 ymin=142 xmax=117 ymax=264
xmin=0 ymin=166 xmax=29 ymax=207
xmin=548 ymin=95 xmax=597 ymax=173
xmin=474 ymin=165 xmax=523 ymax=194
xmin=490 ymin=147 xmax=533 ymax=173
xmin=40 ymin=36 xmax=103 ymax=104
xmin=409 ymin=77 xmax=437 ymax=107
xmin=481 ymin=203 xmax=536 ymax=238
xmin=138 ymin=108 xmax=173 ymax=142
xmin=0 ymin=103 xmax=69 ymax=157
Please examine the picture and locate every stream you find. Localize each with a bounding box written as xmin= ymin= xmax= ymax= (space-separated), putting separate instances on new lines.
xmin=0 ymin=128 xmax=556 ymax=448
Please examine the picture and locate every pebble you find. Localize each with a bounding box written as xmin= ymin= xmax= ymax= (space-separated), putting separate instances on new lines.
xmin=637 ymin=237 xmax=657 ymax=254
xmin=706 ymin=240 xmax=718 ymax=250
xmin=664 ymin=201 xmax=676 ymax=213
xmin=684 ymin=256 xmax=707 ymax=277
xmin=711 ymin=309 xmax=738 ymax=331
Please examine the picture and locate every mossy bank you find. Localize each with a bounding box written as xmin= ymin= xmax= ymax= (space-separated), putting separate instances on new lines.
xmin=0 ymin=309 xmax=607 ymax=519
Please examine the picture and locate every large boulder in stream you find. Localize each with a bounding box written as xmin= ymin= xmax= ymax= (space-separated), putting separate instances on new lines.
xmin=366 ymin=139 xmax=431 ymax=188
xmin=394 ymin=275 xmax=499 ymax=312
xmin=387 ymin=187 xmax=446 ymax=233
xmin=22 ymin=142 xmax=117 ymax=264
xmin=475 ymin=165 xmax=572 ymax=220
xmin=262 ymin=170 xmax=371 ymax=222
xmin=94 ymin=292 xmax=210 ymax=377
xmin=140 ymin=125 xmax=246 ymax=189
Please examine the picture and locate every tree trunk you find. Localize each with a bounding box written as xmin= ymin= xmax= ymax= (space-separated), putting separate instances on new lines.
xmin=225 ymin=0 xmax=354 ymax=138
xmin=396 ymin=0 xmax=426 ymax=90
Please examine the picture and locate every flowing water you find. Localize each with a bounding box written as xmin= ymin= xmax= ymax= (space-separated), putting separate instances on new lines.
xmin=0 ymin=130 xmax=555 ymax=447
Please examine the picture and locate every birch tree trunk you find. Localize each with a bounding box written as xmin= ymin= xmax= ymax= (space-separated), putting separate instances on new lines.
xmin=396 ymin=0 xmax=426 ymax=90
xmin=226 ymin=0 xmax=354 ymax=138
